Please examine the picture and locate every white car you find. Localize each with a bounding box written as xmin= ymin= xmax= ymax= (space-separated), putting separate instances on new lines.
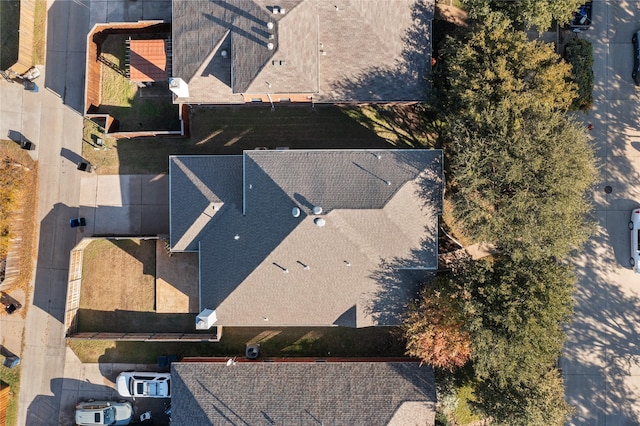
xmin=630 ymin=208 xmax=640 ymax=272
xmin=116 ymin=371 xmax=171 ymax=398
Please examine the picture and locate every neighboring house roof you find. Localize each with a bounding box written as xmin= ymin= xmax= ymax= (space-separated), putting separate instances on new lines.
xmin=169 ymin=149 xmax=443 ymax=327
xmin=171 ymin=361 xmax=436 ymax=425
xmin=128 ymin=39 xmax=168 ymax=82
xmin=171 ymin=0 xmax=434 ymax=103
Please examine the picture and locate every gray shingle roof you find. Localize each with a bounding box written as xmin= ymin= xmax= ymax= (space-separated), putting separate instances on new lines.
xmin=169 ymin=149 xmax=442 ymax=327
xmin=171 ymin=0 xmax=433 ymax=103
xmin=171 ymin=361 xmax=436 ymax=426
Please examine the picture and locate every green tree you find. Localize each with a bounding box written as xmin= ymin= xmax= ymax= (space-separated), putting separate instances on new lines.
xmin=459 ymin=257 xmax=575 ymax=387
xmin=474 ymin=368 xmax=575 ymax=425
xmin=434 ymin=12 xmax=577 ymax=118
xmin=462 ymin=0 xmax=585 ymax=31
xmin=447 ymin=104 xmax=598 ymax=260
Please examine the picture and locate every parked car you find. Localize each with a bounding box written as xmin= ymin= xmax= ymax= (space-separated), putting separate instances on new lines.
xmin=116 ymin=371 xmax=171 ymax=398
xmin=633 ymin=30 xmax=640 ymax=85
xmin=69 ymin=217 xmax=86 ymax=228
xmin=75 ymin=400 xmax=133 ymax=425
xmin=629 ymin=207 xmax=640 ymax=272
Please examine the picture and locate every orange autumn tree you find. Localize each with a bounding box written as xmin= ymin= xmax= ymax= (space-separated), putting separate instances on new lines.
xmin=404 ymin=282 xmax=471 ymax=370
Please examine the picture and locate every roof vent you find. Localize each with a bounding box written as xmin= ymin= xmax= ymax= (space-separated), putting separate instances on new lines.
xmin=267 ymin=22 xmax=274 ymax=30
xmin=221 ymin=50 xmax=228 ymax=58
xmin=267 ymin=43 xmax=274 ymax=50
xmin=272 ymin=6 xmax=280 ymax=14
xmin=292 ymin=207 xmax=301 ymax=218
xmin=314 ymin=218 xmax=326 ymax=227
xmin=280 ymin=8 xmax=286 ymax=14
xmin=312 ymin=206 xmax=323 ymax=215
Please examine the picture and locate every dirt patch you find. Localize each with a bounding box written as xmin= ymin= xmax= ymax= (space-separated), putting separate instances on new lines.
xmin=155 ymin=240 xmax=199 ymax=314
xmin=80 ymin=239 xmax=156 ymax=311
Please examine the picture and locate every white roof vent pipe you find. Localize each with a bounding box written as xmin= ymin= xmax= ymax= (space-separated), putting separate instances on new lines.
xmin=312 ymin=206 xmax=323 ymax=215
xmin=267 ymin=43 xmax=274 ymax=50
xmin=314 ymin=218 xmax=326 ymax=227
xmin=292 ymin=207 xmax=301 ymax=218
xmin=221 ymin=50 xmax=228 ymax=58
xmin=267 ymin=22 xmax=274 ymax=30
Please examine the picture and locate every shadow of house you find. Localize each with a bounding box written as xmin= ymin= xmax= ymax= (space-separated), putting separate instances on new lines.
xmin=170 ymin=149 xmax=443 ymax=331
xmin=32 ymin=202 xmax=83 ymax=323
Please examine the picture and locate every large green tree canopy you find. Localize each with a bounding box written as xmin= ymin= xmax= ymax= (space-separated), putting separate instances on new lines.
xmin=447 ymin=105 xmax=598 ymax=260
xmin=459 ymin=257 xmax=575 ymax=387
xmin=435 ymin=12 xmax=577 ymax=117
xmin=435 ymin=14 xmax=598 ymax=260
xmin=462 ymin=0 xmax=586 ymax=31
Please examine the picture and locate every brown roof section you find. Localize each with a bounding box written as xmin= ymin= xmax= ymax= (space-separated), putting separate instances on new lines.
xmin=129 ymin=39 xmax=167 ymax=82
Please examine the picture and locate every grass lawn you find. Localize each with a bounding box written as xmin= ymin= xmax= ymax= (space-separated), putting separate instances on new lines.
xmin=80 ymin=239 xmax=155 ymax=311
xmin=0 ymin=0 xmax=20 ymax=71
xmin=33 ymin=0 xmax=46 ymax=64
xmin=68 ymin=326 xmax=407 ymax=363
xmin=83 ymin=104 xmax=434 ymax=175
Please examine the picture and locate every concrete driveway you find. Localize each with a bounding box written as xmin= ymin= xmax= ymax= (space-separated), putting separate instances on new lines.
xmin=562 ymin=1 xmax=640 ymax=424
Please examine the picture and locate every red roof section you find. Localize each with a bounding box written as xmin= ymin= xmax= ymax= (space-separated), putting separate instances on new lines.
xmin=129 ymin=39 xmax=167 ymax=82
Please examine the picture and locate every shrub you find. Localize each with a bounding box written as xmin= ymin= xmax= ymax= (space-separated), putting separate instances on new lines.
xmin=564 ymin=37 xmax=594 ymax=111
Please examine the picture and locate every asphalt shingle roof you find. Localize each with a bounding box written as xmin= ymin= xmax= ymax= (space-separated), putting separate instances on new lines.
xmin=170 ymin=361 xmax=436 ymax=425
xmin=171 ymin=0 xmax=433 ymax=103
xmin=169 ymin=149 xmax=443 ymax=327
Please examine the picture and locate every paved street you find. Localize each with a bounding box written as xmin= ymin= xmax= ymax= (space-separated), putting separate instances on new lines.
xmin=562 ymin=1 xmax=640 ymax=424
xmin=0 ymin=1 xmax=171 ymax=424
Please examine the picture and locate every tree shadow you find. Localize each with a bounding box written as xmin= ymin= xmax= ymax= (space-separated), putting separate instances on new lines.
xmin=563 ymin=237 xmax=640 ymax=424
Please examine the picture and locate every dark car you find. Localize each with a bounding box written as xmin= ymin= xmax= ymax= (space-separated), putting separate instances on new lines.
xmin=69 ymin=218 xmax=86 ymax=228
xmin=633 ymin=30 xmax=640 ymax=85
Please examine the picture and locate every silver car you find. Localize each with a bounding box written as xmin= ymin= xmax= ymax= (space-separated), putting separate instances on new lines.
xmin=75 ymin=400 xmax=133 ymax=425
xmin=629 ymin=207 xmax=640 ymax=272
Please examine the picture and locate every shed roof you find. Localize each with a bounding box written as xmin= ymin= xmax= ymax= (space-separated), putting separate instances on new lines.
xmin=129 ymin=39 xmax=167 ymax=82
xmin=171 ymin=361 xmax=436 ymax=425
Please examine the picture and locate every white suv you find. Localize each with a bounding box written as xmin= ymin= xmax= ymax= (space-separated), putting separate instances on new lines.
xmin=75 ymin=400 xmax=133 ymax=425
xmin=116 ymin=371 xmax=171 ymax=398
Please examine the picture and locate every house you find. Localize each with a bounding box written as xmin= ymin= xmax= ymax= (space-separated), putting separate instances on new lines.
xmin=169 ymin=149 xmax=443 ymax=329
xmin=170 ymin=0 xmax=434 ymax=104
xmin=170 ymin=360 xmax=437 ymax=425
